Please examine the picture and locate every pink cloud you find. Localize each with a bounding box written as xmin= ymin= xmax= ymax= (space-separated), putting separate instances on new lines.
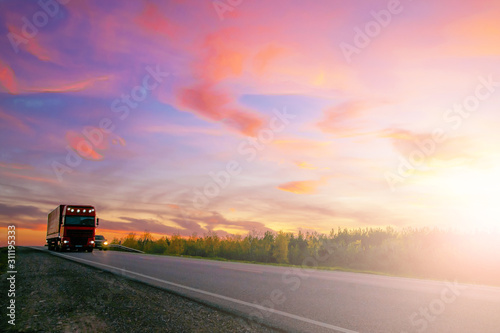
xmin=65 ymin=127 xmax=126 ymax=161
xmin=440 ymin=13 xmax=500 ymax=57
xmin=199 ymin=28 xmax=246 ymax=81
xmin=66 ymin=130 xmax=104 ymax=161
xmin=28 ymin=76 xmax=110 ymax=93
xmin=0 ymin=109 xmax=31 ymax=134
xmin=1 ymin=171 xmax=57 ymax=184
xmin=253 ymin=44 xmax=287 ymax=76
xmin=0 ymin=162 xmax=33 ymax=170
xmin=176 ymin=83 xmax=264 ymax=136
xmin=25 ymin=39 xmax=52 ymax=62
xmin=0 ymin=59 xmax=18 ymax=94
xmin=317 ymin=101 xmax=381 ymax=136
xmin=6 ymin=23 xmax=52 ymax=62
xmin=139 ymin=123 xmax=224 ymax=136
xmin=134 ymin=3 xmax=178 ymax=39
xmin=0 ymin=50 xmax=116 ymax=96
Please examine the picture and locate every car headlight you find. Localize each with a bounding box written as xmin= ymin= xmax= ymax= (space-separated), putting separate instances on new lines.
xmin=103 ymin=241 xmax=108 ymax=245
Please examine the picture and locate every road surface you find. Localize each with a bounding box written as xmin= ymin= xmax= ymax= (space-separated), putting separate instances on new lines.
xmin=32 ymin=247 xmax=500 ymax=333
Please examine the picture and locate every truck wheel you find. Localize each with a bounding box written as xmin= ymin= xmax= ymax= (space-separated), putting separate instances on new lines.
xmin=88 ymin=248 xmax=93 ymax=253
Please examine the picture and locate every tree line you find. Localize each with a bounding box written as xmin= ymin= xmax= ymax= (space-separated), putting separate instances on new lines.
xmin=111 ymin=227 xmax=500 ymax=286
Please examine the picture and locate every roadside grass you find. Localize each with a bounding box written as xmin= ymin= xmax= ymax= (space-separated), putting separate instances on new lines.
xmin=112 ymin=228 xmax=500 ymax=286
xmin=0 ymin=248 xmax=276 ymax=333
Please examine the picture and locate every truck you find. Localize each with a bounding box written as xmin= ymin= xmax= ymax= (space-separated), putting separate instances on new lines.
xmin=46 ymin=205 xmax=99 ymax=252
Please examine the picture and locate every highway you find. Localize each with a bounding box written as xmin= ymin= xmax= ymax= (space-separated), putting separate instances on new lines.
xmin=33 ymin=247 xmax=500 ymax=333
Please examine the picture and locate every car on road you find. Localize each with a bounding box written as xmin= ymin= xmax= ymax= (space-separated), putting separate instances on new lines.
xmin=94 ymin=235 xmax=108 ymax=250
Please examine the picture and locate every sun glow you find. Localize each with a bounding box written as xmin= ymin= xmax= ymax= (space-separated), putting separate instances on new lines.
xmin=426 ymin=166 xmax=500 ymax=231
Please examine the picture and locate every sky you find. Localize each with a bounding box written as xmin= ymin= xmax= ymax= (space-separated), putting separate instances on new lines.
xmin=1 ymin=0 xmax=500 ymax=246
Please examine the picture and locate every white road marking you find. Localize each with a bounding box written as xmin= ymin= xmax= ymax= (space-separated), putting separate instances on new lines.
xmin=40 ymin=249 xmax=358 ymax=333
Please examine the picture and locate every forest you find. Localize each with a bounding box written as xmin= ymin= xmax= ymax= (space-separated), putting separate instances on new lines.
xmin=111 ymin=227 xmax=500 ymax=286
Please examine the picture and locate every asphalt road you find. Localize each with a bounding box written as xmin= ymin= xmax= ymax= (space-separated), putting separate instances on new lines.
xmin=32 ymin=247 xmax=500 ymax=333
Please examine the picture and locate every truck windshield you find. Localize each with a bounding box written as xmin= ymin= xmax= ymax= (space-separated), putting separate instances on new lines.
xmin=65 ymin=216 xmax=95 ymax=226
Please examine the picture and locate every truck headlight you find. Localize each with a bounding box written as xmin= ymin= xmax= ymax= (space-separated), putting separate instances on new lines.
xmin=103 ymin=241 xmax=108 ymax=246
xmin=63 ymin=240 xmax=69 ymax=244
xmin=90 ymin=240 xmax=95 ymax=244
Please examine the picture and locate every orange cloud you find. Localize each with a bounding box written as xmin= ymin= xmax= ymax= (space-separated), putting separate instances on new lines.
xmin=253 ymin=44 xmax=287 ymax=75
xmin=277 ymin=177 xmax=329 ymax=194
xmin=295 ymin=161 xmax=328 ymax=170
xmin=208 ymin=49 xmax=245 ymax=81
xmin=440 ymin=13 xmax=500 ymax=56
xmin=198 ymin=28 xmax=247 ymax=82
xmin=379 ymin=129 xmax=414 ymax=141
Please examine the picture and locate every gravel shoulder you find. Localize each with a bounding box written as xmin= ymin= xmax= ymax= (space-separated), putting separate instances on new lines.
xmin=0 ymin=247 xmax=279 ymax=333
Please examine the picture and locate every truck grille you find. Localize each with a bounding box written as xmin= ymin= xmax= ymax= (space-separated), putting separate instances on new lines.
xmin=65 ymin=230 xmax=94 ymax=238
xmin=72 ymin=237 xmax=89 ymax=246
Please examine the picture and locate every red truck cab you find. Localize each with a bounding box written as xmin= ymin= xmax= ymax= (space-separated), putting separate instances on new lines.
xmin=47 ymin=205 xmax=99 ymax=252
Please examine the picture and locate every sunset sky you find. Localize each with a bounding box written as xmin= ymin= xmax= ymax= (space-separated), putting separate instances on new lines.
xmin=1 ymin=0 xmax=500 ymax=245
